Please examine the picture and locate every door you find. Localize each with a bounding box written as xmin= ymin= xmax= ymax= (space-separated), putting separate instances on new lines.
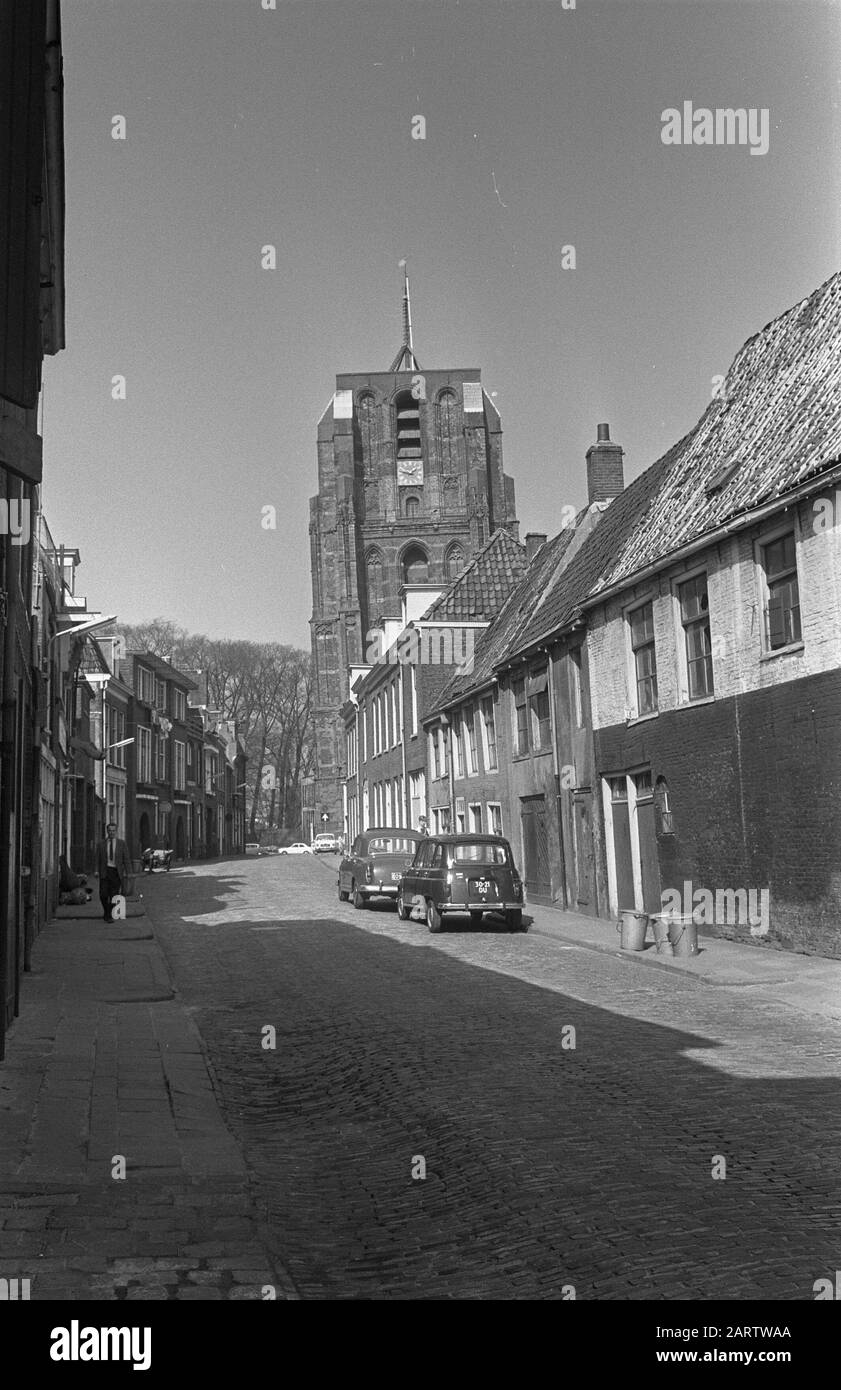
xmin=633 ymin=771 xmax=661 ymax=914
xmin=609 ymin=777 xmax=635 ymax=911
xmin=520 ymin=795 xmax=551 ymax=899
xmin=572 ymin=789 xmax=596 ymax=911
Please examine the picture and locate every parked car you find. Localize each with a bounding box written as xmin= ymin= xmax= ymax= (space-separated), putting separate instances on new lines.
xmin=245 ymin=843 xmax=262 ymax=856
xmin=397 ymin=834 xmax=526 ymax=933
xmin=312 ymin=832 xmax=342 ymax=853
xmin=278 ymin=842 xmax=314 ymax=855
xmin=338 ymin=828 xmax=421 ymax=909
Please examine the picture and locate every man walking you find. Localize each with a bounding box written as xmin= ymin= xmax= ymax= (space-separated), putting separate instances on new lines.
xmin=97 ymin=821 xmax=132 ymax=922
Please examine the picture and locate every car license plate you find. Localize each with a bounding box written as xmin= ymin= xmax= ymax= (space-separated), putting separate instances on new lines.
xmin=391 ymin=871 xmax=401 ymax=881
xmin=471 ymin=877 xmax=498 ymax=900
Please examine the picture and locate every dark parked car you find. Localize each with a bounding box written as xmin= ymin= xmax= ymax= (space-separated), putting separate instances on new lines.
xmin=338 ymin=828 xmax=421 ymax=909
xmin=397 ymin=833 xmax=526 ymax=933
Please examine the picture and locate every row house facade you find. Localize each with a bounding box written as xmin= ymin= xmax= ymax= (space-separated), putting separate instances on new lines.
xmin=425 ymin=427 xmax=628 ymax=909
xmin=117 ymin=653 xmax=247 ymax=864
xmin=422 ymin=273 xmax=841 ymax=958
xmin=0 ymin=0 xmax=67 ymax=1054
xmin=583 ymin=272 xmax=841 ymax=957
xmin=342 ymin=529 xmax=527 ymax=841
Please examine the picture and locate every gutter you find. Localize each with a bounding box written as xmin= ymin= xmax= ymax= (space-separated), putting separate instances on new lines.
xmin=579 ymin=461 xmax=841 ymax=614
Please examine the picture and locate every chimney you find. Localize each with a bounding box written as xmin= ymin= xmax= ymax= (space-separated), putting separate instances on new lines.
xmin=586 ymin=422 xmax=624 ymax=504
xmin=525 ymin=532 xmax=547 ymax=561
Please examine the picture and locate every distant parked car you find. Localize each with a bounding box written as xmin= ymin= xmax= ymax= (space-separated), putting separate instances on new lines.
xmin=312 ymin=832 xmax=342 ymax=853
xmin=142 ymin=847 xmax=173 ymax=873
xmin=245 ymin=843 xmax=262 ymax=856
xmin=397 ymin=834 xmax=526 ymax=933
xmin=278 ymin=842 xmax=314 ymax=856
xmin=338 ymin=829 xmax=421 ymax=909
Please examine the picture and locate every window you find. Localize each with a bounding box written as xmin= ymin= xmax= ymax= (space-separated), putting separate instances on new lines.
xmin=488 ymin=802 xmax=503 ymax=836
xmin=445 ymin=544 xmax=465 ymax=582
xmin=394 ymin=389 xmax=422 ymax=465
xmin=402 ymin=544 xmax=429 ymax=584
xmin=468 ymin=802 xmax=482 ymax=832
xmin=513 ymin=678 xmax=529 ymax=756
xmin=528 ymin=668 xmax=551 ymax=750
xmin=609 ymin=775 xmax=627 ymax=803
xmin=366 ymin=549 xmax=384 ymax=613
xmin=455 ymin=797 xmax=466 ymax=833
xmin=138 ymin=667 xmax=154 ymax=704
xmin=629 ymin=602 xmax=657 ymax=715
xmin=465 ymin=706 xmax=478 ymax=774
xmin=480 ymin=696 xmax=497 ymax=770
xmin=678 ymin=574 xmax=714 ymax=699
xmin=410 ymin=665 xmax=418 ymax=735
xmin=137 ymin=726 xmax=152 ymax=783
xmin=173 ymin=688 xmax=186 ymax=721
xmin=430 ymin=731 xmax=441 ymax=780
xmin=761 ymin=532 xmax=801 ymax=651
xmin=452 ymin=717 xmax=464 ymax=777
xmin=440 ymin=727 xmax=449 ymax=777
xmin=155 ymin=732 xmax=167 ymax=781
xmin=405 ymin=495 xmax=420 ymax=519
xmin=155 ymin=679 xmax=167 ymax=712
xmin=452 ymin=841 xmax=509 ymax=865
xmin=392 ymin=682 xmax=399 ymax=747
xmin=174 ymin=740 xmax=186 ymax=790
xmin=655 ymin=776 xmax=673 ymax=835
xmin=108 ymin=707 xmax=127 ymax=767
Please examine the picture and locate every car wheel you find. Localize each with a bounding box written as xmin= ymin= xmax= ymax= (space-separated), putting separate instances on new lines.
xmin=507 ymin=909 xmax=524 ymax=932
xmin=352 ymin=883 xmax=367 ymax=910
xmin=426 ymin=898 xmax=444 ymax=934
xmin=397 ymin=890 xmax=409 ymax=920
xmin=338 ymin=881 xmax=349 ymax=902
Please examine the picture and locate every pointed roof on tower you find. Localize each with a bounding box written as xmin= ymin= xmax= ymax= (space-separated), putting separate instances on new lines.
xmin=389 ymin=262 xmax=422 ymax=372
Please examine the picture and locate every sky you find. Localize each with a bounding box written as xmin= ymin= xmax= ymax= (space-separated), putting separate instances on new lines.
xmin=41 ymin=0 xmax=841 ymax=651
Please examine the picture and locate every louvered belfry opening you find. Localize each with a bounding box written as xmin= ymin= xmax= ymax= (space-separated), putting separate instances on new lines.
xmin=394 ymin=390 xmax=422 ymax=463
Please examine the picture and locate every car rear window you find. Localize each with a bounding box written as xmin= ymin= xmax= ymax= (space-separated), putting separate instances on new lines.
xmin=451 ymin=842 xmax=509 ymax=865
xmin=367 ymin=836 xmax=419 ymax=855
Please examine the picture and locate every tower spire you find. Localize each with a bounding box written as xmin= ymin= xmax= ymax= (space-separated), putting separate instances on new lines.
xmin=389 ymin=261 xmax=422 ymax=372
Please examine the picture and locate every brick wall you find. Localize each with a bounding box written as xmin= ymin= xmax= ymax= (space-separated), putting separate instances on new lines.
xmin=595 ymin=670 xmax=841 ymax=956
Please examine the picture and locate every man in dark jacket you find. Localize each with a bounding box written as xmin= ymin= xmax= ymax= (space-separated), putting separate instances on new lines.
xmin=96 ymin=822 xmax=132 ymax=922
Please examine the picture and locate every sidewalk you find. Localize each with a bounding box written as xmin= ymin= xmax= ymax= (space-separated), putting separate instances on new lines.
xmin=0 ymin=892 xmax=297 ymax=1301
xmin=527 ymin=900 xmax=841 ymax=1022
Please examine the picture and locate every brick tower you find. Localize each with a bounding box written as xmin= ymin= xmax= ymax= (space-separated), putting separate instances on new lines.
xmin=308 ymin=271 xmax=519 ymax=828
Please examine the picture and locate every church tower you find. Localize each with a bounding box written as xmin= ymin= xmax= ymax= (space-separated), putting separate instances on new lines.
xmin=308 ymin=271 xmax=519 ymax=828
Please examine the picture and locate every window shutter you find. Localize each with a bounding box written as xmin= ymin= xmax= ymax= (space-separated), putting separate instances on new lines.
xmin=0 ymin=0 xmax=48 ymax=409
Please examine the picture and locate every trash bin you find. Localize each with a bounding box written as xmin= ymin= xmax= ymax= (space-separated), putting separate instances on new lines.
xmin=617 ymin=909 xmax=649 ymax=951
xmin=667 ymin=914 xmax=699 ymax=956
xmin=649 ymin=914 xmax=674 ymax=956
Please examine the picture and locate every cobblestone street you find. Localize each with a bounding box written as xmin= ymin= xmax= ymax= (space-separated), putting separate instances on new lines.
xmin=139 ymin=855 xmax=840 ymax=1301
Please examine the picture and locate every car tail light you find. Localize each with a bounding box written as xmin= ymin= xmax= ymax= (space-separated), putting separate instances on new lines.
xmin=366 ymin=862 xmax=374 ymax=883
xmin=513 ymin=880 xmax=522 ymax=899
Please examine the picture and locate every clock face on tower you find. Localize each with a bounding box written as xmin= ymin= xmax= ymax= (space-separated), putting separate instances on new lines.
xmin=397 ymin=458 xmax=423 ymax=485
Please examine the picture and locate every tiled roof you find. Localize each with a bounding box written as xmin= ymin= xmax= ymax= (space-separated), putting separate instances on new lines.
xmin=438 ymin=270 xmax=841 ymax=691
xmin=419 ymin=527 xmax=527 ymax=624
xmin=588 ymin=270 xmax=841 ymax=598
xmin=430 ymin=521 xmax=584 ymax=709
